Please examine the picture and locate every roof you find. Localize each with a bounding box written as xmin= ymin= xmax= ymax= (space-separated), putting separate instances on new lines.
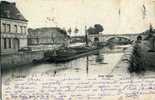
xmin=0 ymin=1 xmax=28 ymax=22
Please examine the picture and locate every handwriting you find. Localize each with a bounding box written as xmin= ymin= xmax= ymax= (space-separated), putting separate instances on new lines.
xmin=2 ymin=73 xmax=155 ymax=100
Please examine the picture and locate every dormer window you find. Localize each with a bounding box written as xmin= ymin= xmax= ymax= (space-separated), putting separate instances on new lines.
xmin=16 ymin=13 xmax=22 ymax=19
xmin=4 ymin=10 xmax=10 ymax=18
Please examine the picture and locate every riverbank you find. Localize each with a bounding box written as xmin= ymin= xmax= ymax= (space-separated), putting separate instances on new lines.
xmin=127 ymin=38 xmax=155 ymax=73
xmin=136 ymin=40 xmax=155 ymax=70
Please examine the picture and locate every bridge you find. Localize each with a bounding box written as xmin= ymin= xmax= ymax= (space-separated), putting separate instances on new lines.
xmin=88 ymin=33 xmax=140 ymax=42
xmin=70 ymin=33 xmax=140 ymax=43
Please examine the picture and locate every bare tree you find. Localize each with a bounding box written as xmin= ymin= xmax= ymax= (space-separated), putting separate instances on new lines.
xmin=67 ymin=28 xmax=72 ymax=34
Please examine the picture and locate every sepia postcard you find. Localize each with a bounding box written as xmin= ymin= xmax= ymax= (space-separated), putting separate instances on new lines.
xmin=1 ymin=0 xmax=155 ymax=100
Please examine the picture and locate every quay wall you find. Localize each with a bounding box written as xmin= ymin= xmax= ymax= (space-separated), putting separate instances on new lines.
xmin=115 ymin=45 xmax=134 ymax=73
xmin=116 ymin=39 xmax=155 ymax=73
xmin=1 ymin=51 xmax=44 ymax=70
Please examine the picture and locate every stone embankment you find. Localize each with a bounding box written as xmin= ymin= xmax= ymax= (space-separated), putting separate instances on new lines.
xmin=116 ymin=38 xmax=155 ymax=74
xmin=114 ymin=45 xmax=134 ymax=73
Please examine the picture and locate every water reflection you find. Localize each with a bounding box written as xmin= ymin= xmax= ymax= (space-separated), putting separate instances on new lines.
xmin=86 ymin=56 xmax=89 ymax=75
xmin=95 ymin=50 xmax=104 ymax=63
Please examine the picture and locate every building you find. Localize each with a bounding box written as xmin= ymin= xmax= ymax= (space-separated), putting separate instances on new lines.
xmin=88 ymin=33 xmax=103 ymax=42
xmin=0 ymin=1 xmax=28 ymax=54
xmin=70 ymin=36 xmax=87 ymax=43
xmin=28 ymin=27 xmax=70 ymax=47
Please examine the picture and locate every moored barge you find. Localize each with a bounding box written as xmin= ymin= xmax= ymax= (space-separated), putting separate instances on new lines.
xmin=44 ymin=46 xmax=102 ymax=63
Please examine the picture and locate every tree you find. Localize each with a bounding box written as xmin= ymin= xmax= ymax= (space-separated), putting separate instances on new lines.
xmin=87 ymin=27 xmax=96 ymax=34
xmin=87 ymin=24 xmax=104 ymax=34
xmin=74 ymin=28 xmax=79 ymax=33
xmin=94 ymin=24 xmax=104 ymax=33
xmin=67 ymin=28 xmax=72 ymax=34
xmin=58 ymin=28 xmax=67 ymax=35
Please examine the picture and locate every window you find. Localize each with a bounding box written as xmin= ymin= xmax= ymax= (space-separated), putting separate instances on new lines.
xmin=9 ymin=38 xmax=11 ymax=48
xmin=14 ymin=25 xmax=18 ymax=33
xmin=2 ymin=23 xmax=6 ymax=32
xmin=20 ymin=26 xmax=23 ymax=33
xmin=4 ymin=38 xmax=7 ymax=49
xmin=24 ymin=26 xmax=27 ymax=33
xmin=6 ymin=24 xmax=11 ymax=32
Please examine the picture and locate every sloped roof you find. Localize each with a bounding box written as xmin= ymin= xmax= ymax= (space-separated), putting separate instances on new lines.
xmin=0 ymin=1 xmax=28 ymax=22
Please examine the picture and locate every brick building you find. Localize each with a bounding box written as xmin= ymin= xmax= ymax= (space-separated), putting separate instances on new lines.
xmin=28 ymin=27 xmax=70 ymax=47
xmin=0 ymin=1 xmax=28 ymax=54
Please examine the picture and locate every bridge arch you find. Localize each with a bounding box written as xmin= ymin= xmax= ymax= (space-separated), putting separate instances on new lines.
xmin=100 ymin=34 xmax=138 ymax=42
xmin=107 ymin=36 xmax=131 ymax=41
xmin=105 ymin=36 xmax=133 ymax=45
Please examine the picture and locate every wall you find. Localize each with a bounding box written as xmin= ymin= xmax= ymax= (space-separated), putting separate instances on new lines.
xmin=20 ymin=38 xmax=27 ymax=48
xmin=1 ymin=51 xmax=44 ymax=70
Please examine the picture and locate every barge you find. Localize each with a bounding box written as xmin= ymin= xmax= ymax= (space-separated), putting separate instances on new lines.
xmin=44 ymin=46 xmax=102 ymax=63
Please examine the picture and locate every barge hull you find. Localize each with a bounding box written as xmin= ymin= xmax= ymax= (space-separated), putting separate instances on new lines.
xmin=46 ymin=48 xmax=100 ymax=63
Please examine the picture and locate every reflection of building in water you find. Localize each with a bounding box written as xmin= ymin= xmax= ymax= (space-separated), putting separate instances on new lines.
xmin=96 ymin=55 xmax=104 ymax=63
xmin=0 ymin=1 xmax=28 ymax=54
xmin=95 ymin=50 xmax=104 ymax=64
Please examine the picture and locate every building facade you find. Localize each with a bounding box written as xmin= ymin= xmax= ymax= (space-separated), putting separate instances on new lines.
xmin=88 ymin=33 xmax=103 ymax=42
xmin=0 ymin=1 xmax=28 ymax=54
xmin=28 ymin=27 xmax=70 ymax=47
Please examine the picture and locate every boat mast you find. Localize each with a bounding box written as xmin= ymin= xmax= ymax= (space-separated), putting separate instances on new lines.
xmin=85 ymin=25 xmax=88 ymax=46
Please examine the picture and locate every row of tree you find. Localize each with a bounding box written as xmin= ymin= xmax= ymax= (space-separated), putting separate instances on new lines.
xmin=65 ymin=24 xmax=104 ymax=35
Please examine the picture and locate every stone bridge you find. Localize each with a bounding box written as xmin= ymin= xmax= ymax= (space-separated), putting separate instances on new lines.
xmin=71 ymin=33 xmax=140 ymax=43
xmin=88 ymin=33 xmax=140 ymax=42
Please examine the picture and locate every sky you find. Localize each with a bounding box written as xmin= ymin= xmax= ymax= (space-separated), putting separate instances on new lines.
xmin=1 ymin=0 xmax=155 ymax=34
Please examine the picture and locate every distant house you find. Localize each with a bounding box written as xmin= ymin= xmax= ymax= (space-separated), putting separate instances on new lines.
xmin=0 ymin=1 xmax=28 ymax=54
xmin=88 ymin=33 xmax=102 ymax=42
xmin=87 ymin=32 xmax=103 ymax=46
xmin=28 ymin=27 xmax=70 ymax=47
xmin=70 ymin=36 xmax=86 ymax=43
